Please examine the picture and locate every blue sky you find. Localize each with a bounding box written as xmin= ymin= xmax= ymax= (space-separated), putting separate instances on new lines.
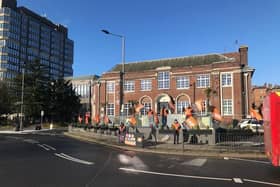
xmin=18 ymin=0 xmax=280 ymax=85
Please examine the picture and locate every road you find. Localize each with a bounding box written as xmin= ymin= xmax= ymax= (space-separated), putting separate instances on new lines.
xmin=0 ymin=130 xmax=279 ymax=187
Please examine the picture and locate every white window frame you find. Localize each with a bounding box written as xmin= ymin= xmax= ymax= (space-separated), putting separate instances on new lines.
xmin=196 ymin=74 xmax=210 ymax=88
xmin=106 ymin=81 xmax=115 ymax=93
xmin=177 ymin=101 xmax=190 ymax=114
xmin=106 ymin=103 xmax=115 ymax=116
xmin=176 ymin=76 xmax=190 ymax=89
xmin=221 ymin=73 xmax=232 ymax=87
xmin=140 ymin=79 xmax=152 ymax=91
xmin=124 ymin=80 xmax=135 ymax=92
xmin=123 ymin=102 xmax=133 ymax=116
xmin=158 ymin=71 xmax=170 ymax=89
xmin=141 ymin=102 xmax=151 ymax=115
xmin=222 ymin=99 xmax=233 ymax=116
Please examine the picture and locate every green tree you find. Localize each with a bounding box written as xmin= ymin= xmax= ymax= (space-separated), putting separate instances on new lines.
xmin=48 ymin=79 xmax=81 ymax=124
xmin=204 ymin=87 xmax=217 ymax=112
xmin=12 ymin=59 xmax=50 ymax=123
xmin=0 ymin=81 xmax=12 ymax=115
xmin=11 ymin=59 xmax=80 ymax=125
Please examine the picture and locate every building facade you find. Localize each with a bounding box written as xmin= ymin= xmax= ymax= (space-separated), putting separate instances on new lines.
xmin=251 ymin=84 xmax=280 ymax=108
xmin=95 ymin=46 xmax=254 ymax=121
xmin=66 ymin=75 xmax=99 ymax=121
xmin=0 ymin=0 xmax=73 ymax=82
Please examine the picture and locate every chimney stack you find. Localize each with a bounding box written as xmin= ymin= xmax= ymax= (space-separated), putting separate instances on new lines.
xmin=239 ymin=45 xmax=248 ymax=66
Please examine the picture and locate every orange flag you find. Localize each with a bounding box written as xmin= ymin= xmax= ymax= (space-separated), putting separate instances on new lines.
xmin=135 ymin=103 xmax=144 ymax=113
xmin=250 ymin=108 xmax=263 ymax=120
xmin=212 ymin=108 xmax=222 ymax=122
xmin=186 ymin=116 xmax=198 ymax=128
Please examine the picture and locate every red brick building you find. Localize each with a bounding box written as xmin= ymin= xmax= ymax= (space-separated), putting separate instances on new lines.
xmin=251 ymin=84 xmax=280 ymax=109
xmin=92 ymin=46 xmax=254 ymax=121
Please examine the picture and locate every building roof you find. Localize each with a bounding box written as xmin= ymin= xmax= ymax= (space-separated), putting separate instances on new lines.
xmin=18 ymin=7 xmax=68 ymax=35
xmin=108 ymin=53 xmax=236 ymax=73
xmin=64 ymin=75 xmax=100 ymax=81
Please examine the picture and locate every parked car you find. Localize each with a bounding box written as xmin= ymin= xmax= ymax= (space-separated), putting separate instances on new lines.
xmin=35 ymin=124 xmax=42 ymax=130
xmin=237 ymin=118 xmax=263 ymax=133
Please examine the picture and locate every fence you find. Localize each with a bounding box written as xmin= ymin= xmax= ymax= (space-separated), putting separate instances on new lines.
xmin=214 ymin=131 xmax=264 ymax=152
xmin=70 ymin=122 xmax=264 ymax=153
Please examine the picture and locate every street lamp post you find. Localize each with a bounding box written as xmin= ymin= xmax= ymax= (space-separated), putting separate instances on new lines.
xmin=19 ymin=68 xmax=25 ymax=131
xmin=244 ymin=72 xmax=249 ymax=118
xmin=97 ymin=80 xmax=101 ymax=115
xmin=101 ymin=29 xmax=125 ymax=120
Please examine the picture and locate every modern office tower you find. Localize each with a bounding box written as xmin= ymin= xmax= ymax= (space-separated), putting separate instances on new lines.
xmin=0 ymin=0 xmax=73 ymax=82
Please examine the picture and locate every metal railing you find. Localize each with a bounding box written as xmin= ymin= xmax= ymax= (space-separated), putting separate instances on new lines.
xmin=70 ymin=119 xmax=264 ymax=153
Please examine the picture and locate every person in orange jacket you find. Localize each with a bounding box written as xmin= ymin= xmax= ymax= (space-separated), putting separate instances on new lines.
xmin=95 ymin=114 xmax=100 ymax=124
xmin=185 ymin=106 xmax=193 ymax=119
xmin=171 ymin=119 xmax=181 ymax=144
xmin=147 ymin=109 xmax=154 ymax=125
xmin=126 ymin=114 xmax=138 ymax=133
xmin=160 ymin=107 xmax=169 ymax=130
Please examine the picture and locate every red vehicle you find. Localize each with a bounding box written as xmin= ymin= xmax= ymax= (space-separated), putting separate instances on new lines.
xmin=263 ymin=92 xmax=280 ymax=166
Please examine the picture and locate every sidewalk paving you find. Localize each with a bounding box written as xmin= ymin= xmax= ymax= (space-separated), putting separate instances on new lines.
xmin=0 ymin=128 xmax=54 ymax=134
xmin=65 ymin=130 xmax=266 ymax=159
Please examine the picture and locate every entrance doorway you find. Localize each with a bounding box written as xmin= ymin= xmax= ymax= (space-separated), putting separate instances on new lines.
xmin=156 ymin=94 xmax=171 ymax=114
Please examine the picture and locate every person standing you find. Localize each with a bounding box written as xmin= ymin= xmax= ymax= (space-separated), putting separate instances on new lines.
xmin=171 ymin=119 xmax=181 ymax=144
xmin=118 ymin=122 xmax=126 ymax=143
xmin=161 ymin=107 xmax=169 ymax=130
xmin=148 ymin=109 xmax=157 ymax=144
xmin=127 ymin=114 xmax=138 ymax=133
xmin=185 ymin=106 xmax=193 ymax=119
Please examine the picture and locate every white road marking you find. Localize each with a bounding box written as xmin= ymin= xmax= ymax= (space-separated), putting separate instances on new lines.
xmin=244 ymin=179 xmax=280 ymax=186
xmin=38 ymin=144 xmax=50 ymax=151
xmin=42 ymin=144 xmax=56 ymax=150
xmin=224 ymin=157 xmax=270 ymax=165
xmin=118 ymin=154 xmax=148 ymax=170
xmin=6 ymin=136 xmax=23 ymax=140
xmin=55 ymin=153 xmax=94 ymax=165
xmin=119 ymin=168 xmax=232 ymax=182
xmin=182 ymin=158 xmax=207 ymax=167
xmin=23 ymin=139 xmax=39 ymax=144
xmin=233 ymin=178 xmax=243 ymax=183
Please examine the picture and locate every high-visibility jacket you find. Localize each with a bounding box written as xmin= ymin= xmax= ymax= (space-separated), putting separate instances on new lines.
xmin=164 ymin=109 xmax=169 ymax=116
xmin=172 ymin=122 xmax=181 ymax=131
xmin=148 ymin=110 xmax=153 ymax=117
xmin=129 ymin=117 xmax=137 ymax=126
xmin=95 ymin=115 xmax=100 ymax=124
xmin=212 ymin=108 xmax=222 ymax=122
xmin=103 ymin=115 xmax=109 ymax=124
xmin=154 ymin=115 xmax=159 ymax=124
xmin=185 ymin=108 xmax=192 ymax=117
xmin=160 ymin=109 xmax=169 ymax=116
xmin=250 ymin=108 xmax=263 ymax=121
xmin=186 ymin=116 xmax=198 ymax=128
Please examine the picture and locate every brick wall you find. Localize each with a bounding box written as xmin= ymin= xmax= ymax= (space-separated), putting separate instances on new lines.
xmin=95 ymin=46 xmax=253 ymax=121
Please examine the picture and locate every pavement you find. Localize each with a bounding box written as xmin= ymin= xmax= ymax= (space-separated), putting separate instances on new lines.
xmin=0 ymin=129 xmax=53 ymax=134
xmin=65 ymin=129 xmax=267 ymax=159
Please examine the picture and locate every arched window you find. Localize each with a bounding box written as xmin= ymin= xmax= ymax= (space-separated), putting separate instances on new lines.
xmin=140 ymin=97 xmax=152 ymax=115
xmin=177 ymin=95 xmax=190 ymax=114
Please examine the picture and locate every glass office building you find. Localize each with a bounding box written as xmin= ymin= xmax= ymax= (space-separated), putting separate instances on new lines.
xmin=0 ymin=0 xmax=73 ymax=82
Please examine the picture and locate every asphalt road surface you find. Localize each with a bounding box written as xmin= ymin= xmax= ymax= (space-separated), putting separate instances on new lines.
xmin=0 ymin=130 xmax=279 ymax=187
